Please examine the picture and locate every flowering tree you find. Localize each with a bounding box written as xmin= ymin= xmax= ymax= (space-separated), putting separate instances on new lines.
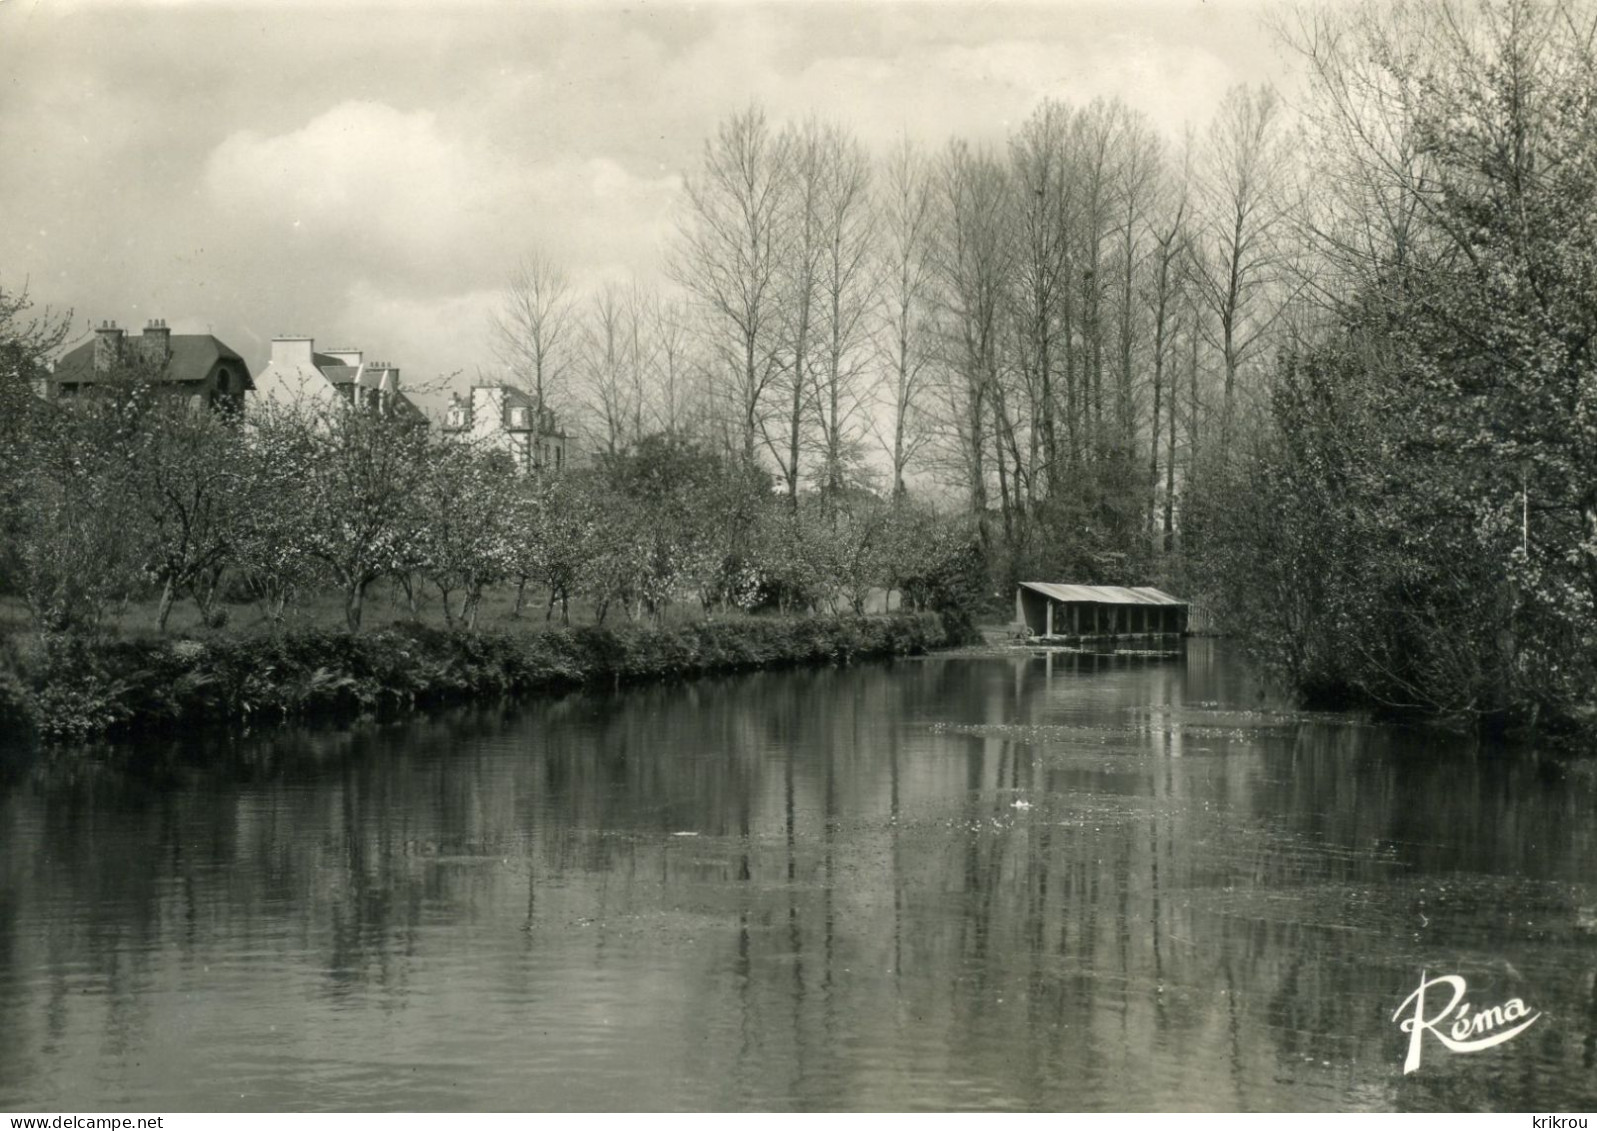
xmin=10 ymin=399 xmax=143 ymax=634
xmin=115 ymin=383 xmax=254 ymax=631
xmin=508 ymin=472 xmax=595 ymax=624
xmin=235 ymin=403 xmax=323 ymax=624
xmin=415 ymin=445 xmax=518 ymax=628
xmin=297 ymin=404 xmax=431 ymax=630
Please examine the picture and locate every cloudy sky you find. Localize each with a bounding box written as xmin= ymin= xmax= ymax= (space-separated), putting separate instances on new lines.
xmin=0 ymin=0 xmax=1288 ymax=413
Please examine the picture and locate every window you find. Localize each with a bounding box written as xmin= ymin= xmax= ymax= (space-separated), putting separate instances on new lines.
xmin=510 ymin=406 xmax=529 ymax=428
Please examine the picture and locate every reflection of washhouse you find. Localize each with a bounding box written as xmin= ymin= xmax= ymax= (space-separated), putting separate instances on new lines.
xmin=1015 ymin=582 xmax=1189 ymax=656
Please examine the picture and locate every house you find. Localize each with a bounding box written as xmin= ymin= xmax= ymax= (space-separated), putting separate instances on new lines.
xmin=251 ymin=335 xmax=426 ymax=425
xmin=1015 ymin=582 xmax=1189 ymax=640
xmin=440 ymin=384 xmax=568 ymax=472
xmin=47 ymin=320 xmax=252 ymax=411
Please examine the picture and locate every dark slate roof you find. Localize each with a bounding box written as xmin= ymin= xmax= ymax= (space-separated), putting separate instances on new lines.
xmin=318 ymin=364 xmax=360 ymax=385
xmin=497 ymin=386 xmax=567 ymax=434
xmin=54 ymin=334 xmax=252 ymax=390
xmin=389 ymin=391 xmax=428 ymax=425
xmin=1018 ymin=582 xmax=1186 ymax=606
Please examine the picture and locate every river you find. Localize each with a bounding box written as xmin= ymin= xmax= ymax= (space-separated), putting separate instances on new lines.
xmin=1 ymin=642 xmax=1594 ymax=1112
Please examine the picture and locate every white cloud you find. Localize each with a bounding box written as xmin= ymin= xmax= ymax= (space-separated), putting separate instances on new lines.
xmin=203 ymin=102 xmax=491 ymax=255
xmin=790 ymin=37 xmax=1238 ymax=148
xmin=203 ymin=101 xmax=681 ymax=290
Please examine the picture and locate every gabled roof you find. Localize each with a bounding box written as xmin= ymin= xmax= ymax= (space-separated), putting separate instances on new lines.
xmin=317 ymin=363 xmax=360 ymax=385
xmin=54 ymin=334 xmax=251 ymax=388
xmin=1019 ymin=582 xmax=1186 ymax=606
xmin=387 ymin=390 xmax=428 ymax=425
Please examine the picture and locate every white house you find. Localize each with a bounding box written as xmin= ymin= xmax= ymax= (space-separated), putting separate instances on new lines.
xmin=250 ymin=336 xmax=425 ymax=424
xmin=441 ymin=384 xmax=568 ymax=472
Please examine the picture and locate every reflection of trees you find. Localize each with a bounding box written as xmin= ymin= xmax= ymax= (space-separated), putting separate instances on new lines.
xmin=1 ymin=652 xmax=1596 ymax=1110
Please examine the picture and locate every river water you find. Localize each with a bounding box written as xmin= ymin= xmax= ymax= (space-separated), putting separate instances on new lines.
xmin=1 ymin=642 xmax=1595 ymax=1112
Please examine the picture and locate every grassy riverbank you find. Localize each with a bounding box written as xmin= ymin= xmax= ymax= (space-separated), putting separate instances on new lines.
xmin=0 ymin=611 xmax=958 ymax=741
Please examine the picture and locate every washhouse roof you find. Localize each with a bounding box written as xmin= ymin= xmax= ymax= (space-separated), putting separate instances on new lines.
xmin=1018 ymin=582 xmax=1186 ymax=606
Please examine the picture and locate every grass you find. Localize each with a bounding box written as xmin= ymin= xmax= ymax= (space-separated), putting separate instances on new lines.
xmin=0 ymin=605 xmax=957 ymax=742
xmin=0 ymin=580 xmax=907 ymax=642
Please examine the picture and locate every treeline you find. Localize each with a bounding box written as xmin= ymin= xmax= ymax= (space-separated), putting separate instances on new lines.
xmin=494 ymin=86 xmax=1295 ymax=592
xmin=499 ymin=0 xmax=1597 ymax=732
xmin=9 ymin=0 xmax=1593 ymax=733
xmin=0 ymin=345 xmax=983 ymax=639
xmin=1188 ymin=0 xmax=1597 ymax=730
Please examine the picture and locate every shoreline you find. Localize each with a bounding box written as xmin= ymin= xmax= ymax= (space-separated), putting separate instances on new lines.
xmin=0 ymin=611 xmax=959 ymax=744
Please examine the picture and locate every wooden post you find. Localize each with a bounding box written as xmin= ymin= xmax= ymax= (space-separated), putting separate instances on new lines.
xmin=1046 ymin=599 xmax=1053 ymax=638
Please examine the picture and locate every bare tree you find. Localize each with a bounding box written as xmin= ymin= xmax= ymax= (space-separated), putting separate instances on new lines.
xmin=1146 ymin=131 xmax=1193 ymax=546
xmin=579 ymin=281 xmax=648 ymax=457
xmin=1194 ymin=84 xmax=1291 ymax=457
xmin=872 ymin=138 xmax=937 ymax=500
xmin=492 ymin=251 xmax=578 ymax=419
xmin=765 ymin=119 xmax=826 ymax=504
xmin=1113 ymin=111 xmax=1163 ymax=451
xmin=1072 ymin=100 xmax=1122 ymax=450
xmin=670 ymin=104 xmax=791 ymax=466
xmin=645 ymin=294 xmax=703 ymax=436
xmin=929 ymin=140 xmax=1012 ymax=554
xmin=1274 ymin=1 xmax=1455 ymax=309
xmin=810 ymin=123 xmax=877 ymax=498
xmin=1007 ymin=100 xmax=1074 ymax=496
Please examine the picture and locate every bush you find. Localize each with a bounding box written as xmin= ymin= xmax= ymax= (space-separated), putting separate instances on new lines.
xmin=0 ymin=611 xmax=952 ymax=741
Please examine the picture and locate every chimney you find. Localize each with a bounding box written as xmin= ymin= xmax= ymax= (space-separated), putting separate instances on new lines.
xmin=270 ymin=336 xmax=314 ymax=367
xmin=93 ymin=320 xmax=124 ymax=374
xmin=323 ymin=348 xmax=363 ymax=367
xmin=140 ymin=319 xmax=171 ymax=366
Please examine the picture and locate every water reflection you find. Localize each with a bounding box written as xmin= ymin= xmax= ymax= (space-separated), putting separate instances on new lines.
xmin=1 ymin=643 xmax=1594 ymax=1111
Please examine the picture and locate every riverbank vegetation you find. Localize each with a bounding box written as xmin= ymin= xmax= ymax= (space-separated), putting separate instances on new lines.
xmin=0 ymin=357 xmax=980 ymax=738
xmin=1189 ymin=0 xmax=1597 ymax=734
xmin=0 ymin=612 xmax=953 ymax=739
xmin=5 ymin=0 xmax=1595 ymax=741
xmin=0 ymin=327 xmax=981 ymax=739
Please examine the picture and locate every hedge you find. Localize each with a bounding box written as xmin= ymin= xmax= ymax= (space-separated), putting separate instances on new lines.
xmin=0 ymin=611 xmax=956 ymax=741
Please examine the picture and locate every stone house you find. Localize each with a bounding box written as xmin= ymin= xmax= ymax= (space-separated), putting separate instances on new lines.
xmin=250 ymin=335 xmax=426 ymax=425
xmin=46 ymin=320 xmax=252 ymax=411
xmin=440 ymin=384 xmax=568 ymax=472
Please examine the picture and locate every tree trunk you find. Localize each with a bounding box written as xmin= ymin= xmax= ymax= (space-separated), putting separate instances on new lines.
xmin=156 ymin=577 xmax=176 ymax=634
xmin=345 ymin=578 xmax=367 ymax=632
xmin=1164 ymin=338 xmax=1178 ymax=554
xmin=193 ymin=565 xmax=225 ymax=627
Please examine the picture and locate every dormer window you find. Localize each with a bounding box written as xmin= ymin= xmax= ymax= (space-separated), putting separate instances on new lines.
xmin=510 ymin=406 xmax=529 ymax=428
xmin=447 ymin=407 xmax=466 ymax=428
